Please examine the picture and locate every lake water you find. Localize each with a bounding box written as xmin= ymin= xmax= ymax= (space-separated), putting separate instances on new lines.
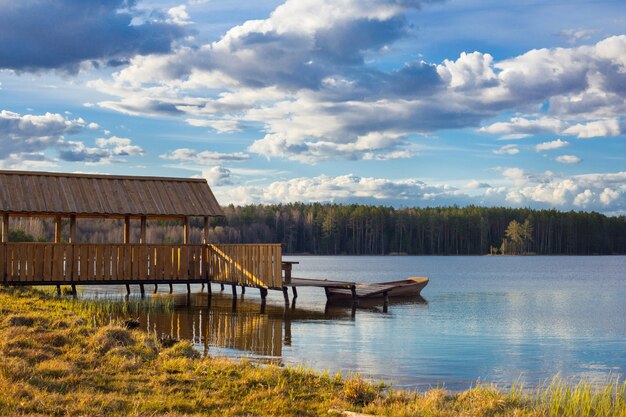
xmin=84 ymin=256 xmax=626 ymax=391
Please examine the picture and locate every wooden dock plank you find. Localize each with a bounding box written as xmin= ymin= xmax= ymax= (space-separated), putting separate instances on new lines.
xmin=287 ymin=277 xmax=355 ymax=288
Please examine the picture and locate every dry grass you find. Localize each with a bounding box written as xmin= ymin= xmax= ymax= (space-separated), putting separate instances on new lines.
xmin=0 ymin=286 xmax=624 ymax=416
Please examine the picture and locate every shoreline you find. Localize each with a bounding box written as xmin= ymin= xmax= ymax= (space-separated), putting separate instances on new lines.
xmin=0 ymin=287 xmax=624 ymax=416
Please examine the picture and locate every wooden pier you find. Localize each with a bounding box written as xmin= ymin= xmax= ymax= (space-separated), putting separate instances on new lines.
xmin=0 ymin=170 xmax=285 ymax=299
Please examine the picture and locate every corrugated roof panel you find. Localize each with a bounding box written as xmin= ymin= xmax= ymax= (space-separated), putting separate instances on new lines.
xmin=0 ymin=170 xmax=225 ymax=217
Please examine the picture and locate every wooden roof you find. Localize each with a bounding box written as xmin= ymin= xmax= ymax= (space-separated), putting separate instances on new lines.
xmin=0 ymin=170 xmax=224 ymax=218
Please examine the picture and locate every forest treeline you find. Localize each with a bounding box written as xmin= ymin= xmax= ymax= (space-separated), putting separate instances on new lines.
xmin=8 ymin=204 xmax=626 ymax=255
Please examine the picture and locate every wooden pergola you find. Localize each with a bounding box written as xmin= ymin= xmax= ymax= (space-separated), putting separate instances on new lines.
xmin=0 ymin=170 xmax=283 ymax=298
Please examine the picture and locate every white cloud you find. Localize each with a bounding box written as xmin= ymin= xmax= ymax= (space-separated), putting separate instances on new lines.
xmin=59 ymin=136 xmax=143 ymax=165
xmin=555 ymin=154 xmax=582 ymax=164
xmin=573 ymin=189 xmax=593 ymax=207
xmin=202 ymin=166 xmax=232 ymax=186
xmin=481 ymin=117 xmax=564 ymax=136
xmin=167 ymin=5 xmax=192 ymax=26
xmin=466 ymin=180 xmax=491 ymax=189
xmin=535 ymin=139 xmax=569 ymax=152
xmin=0 ymin=110 xmax=86 ymax=154
xmin=210 ymin=169 xmax=626 ymax=214
xmin=0 ymin=109 xmax=141 ymax=166
xmin=493 ymin=144 xmax=520 ymax=155
xmin=599 ymin=187 xmax=620 ymax=205
xmin=497 ymin=169 xmax=626 ymax=210
xmin=95 ymin=137 xmax=143 ymax=156
xmin=161 ymin=148 xmax=251 ymax=164
xmin=562 ymin=119 xmax=622 ymax=138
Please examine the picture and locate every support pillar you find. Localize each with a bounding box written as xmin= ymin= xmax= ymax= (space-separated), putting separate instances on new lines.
xmin=220 ymin=283 xmax=224 ymax=291
xmin=383 ymin=291 xmax=389 ymax=313
xmin=54 ymin=216 xmax=62 ymax=243
xmin=154 ymin=284 xmax=158 ymax=294
xmin=123 ymin=216 xmax=130 ymax=244
xmin=231 ymin=284 xmax=237 ymax=297
xmin=56 ymin=285 xmax=61 ymax=296
xmin=183 ymin=216 xmax=189 ymax=245
xmin=1 ymin=213 xmax=8 ymax=243
xmin=169 ymin=283 xmax=173 ymax=294
xmin=126 ymin=284 xmax=131 ymax=295
xmin=291 ymin=286 xmax=298 ymax=299
xmin=259 ymin=287 xmax=268 ymax=300
xmin=282 ymin=287 xmax=289 ymax=304
xmin=203 ymin=216 xmax=209 ymax=244
xmin=282 ymin=262 xmax=292 ymax=284
xmin=241 ymin=285 xmax=246 ymax=295
xmin=186 ymin=283 xmax=191 ymax=294
xmin=139 ymin=284 xmax=145 ymax=297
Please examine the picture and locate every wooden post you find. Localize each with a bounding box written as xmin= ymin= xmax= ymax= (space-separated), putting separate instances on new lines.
xmin=231 ymin=284 xmax=237 ymax=297
xmin=169 ymin=283 xmax=173 ymax=294
xmin=69 ymin=215 xmax=77 ymax=243
xmin=220 ymin=283 xmax=224 ymax=291
xmin=1 ymin=213 xmax=8 ymax=243
xmin=153 ymin=283 xmax=158 ymax=294
xmin=54 ymin=216 xmax=62 ymax=243
xmin=203 ymin=216 xmax=209 ymax=244
xmin=140 ymin=216 xmax=147 ymax=244
xmin=186 ymin=283 xmax=191 ymax=294
xmin=282 ymin=287 xmax=289 ymax=304
xmin=139 ymin=284 xmax=145 ymax=297
xmin=292 ymin=286 xmax=298 ymax=298
xmin=123 ymin=216 xmax=130 ymax=244
xmin=259 ymin=287 xmax=268 ymax=300
xmin=282 ymin=262 xmax=292 ymax=284
xmin=183 ymin=217 xmax=189 ymax=245
xmin=241 ymin=285 xmax=246 ymax=295
xmin=126 ymin=284 xmax=131 ymax=295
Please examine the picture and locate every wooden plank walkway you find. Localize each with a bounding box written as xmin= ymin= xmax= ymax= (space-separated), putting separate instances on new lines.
xmin=286 ymin=277 xmax=355 ymax=289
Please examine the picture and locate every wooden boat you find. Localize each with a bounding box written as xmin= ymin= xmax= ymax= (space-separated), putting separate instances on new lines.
xmin=325 ymin=277 xmax=429 ymax=300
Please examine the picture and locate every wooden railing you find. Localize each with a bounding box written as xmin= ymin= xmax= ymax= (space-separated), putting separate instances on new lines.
xmin=207 ymin=244 xmax=282 ymax=289
xmin=0 ymin=243 xmax=283 ymax=288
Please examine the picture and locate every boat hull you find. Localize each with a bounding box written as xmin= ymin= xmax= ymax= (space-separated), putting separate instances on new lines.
xmin=325 ymin=277 xmax=428 ymax=300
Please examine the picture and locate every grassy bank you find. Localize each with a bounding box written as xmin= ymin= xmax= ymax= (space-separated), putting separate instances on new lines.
xmin=0 ymin=287 xmax=624 ymax=416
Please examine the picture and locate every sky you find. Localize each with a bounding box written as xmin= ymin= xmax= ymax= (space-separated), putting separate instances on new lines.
xmin=0 ymin=0 xmax=625 ymax=214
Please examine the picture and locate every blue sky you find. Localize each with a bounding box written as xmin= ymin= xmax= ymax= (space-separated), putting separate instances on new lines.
xmin=0 ymin=0 xmax=625 ymax=214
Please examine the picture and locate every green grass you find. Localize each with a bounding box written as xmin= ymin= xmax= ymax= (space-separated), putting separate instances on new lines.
xmin=0 ymin=286 xmax=624 ymax=416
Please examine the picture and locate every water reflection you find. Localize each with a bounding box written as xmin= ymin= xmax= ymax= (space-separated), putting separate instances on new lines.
xmin=112 ymin=292 xmax=427 ymax=358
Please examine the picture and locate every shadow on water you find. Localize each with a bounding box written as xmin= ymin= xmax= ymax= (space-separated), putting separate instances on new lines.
xmin=90 ymin=291 xmax=428 ymax=359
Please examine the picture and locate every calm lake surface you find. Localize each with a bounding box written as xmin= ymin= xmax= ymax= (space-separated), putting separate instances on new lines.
xmin=83 ymin=256 xmax=626 ymax=390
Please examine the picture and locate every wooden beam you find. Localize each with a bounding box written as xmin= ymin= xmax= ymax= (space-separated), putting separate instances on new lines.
xmin=54 ymin=216 xmax=62 ymax=243
xmin=203 ymin=216 xmax=209 ymax=244
xmin=140 ymin=216 xmax=147 ymax=244
xmin=183 ymin=216 xmax=190 ymax=245
xmin=123 ymin=216 xmax=130 ymax=244
xmin=69 ymin=215 xmax=77 ymax=243
xmin=1 ymin=213 xmax=8 ymax=243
